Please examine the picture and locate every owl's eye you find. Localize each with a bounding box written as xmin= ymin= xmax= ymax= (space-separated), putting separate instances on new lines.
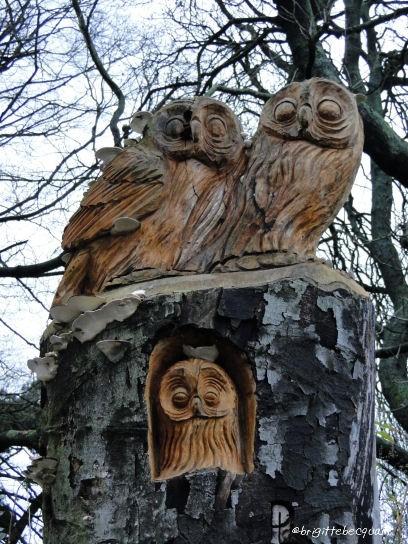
xmin=165 ymin=118 xmax=185 ymax=138
xmin=203 ymin=391 xmax=220 ymax=407
xmin=317 ymin=99 xmax=341 ymax=121
xmin=172 ymin=390 xmax=189 ymax=408
xmin=274 ymin=100 xmax=297 ymax=123
xmin=207 ymin=116 xmax=227 ymax=138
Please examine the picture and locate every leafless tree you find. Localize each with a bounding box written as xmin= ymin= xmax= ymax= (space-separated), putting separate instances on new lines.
xmin=1 ymin=0 xmax=408 ymax=540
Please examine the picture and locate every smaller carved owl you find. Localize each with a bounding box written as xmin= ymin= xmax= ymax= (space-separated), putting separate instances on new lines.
xmin=154 ymin=358 xmax=243 ymax=480
xmin=159 ymin=359 xmax=236 ymax=420
xmin=109 ymin=97 xmax=247 ymax=277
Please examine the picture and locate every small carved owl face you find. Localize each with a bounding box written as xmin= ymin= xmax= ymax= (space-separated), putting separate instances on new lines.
xmin=152 ymin=99 xmax=195 ymax=160
xmin=259 ymin=78 xmax=362 ymax=148
xmin=190 ymin=97 xmax=244 ymax=166
xmin=153 ymin=97 xmax=244 ymax=166
xmin=159 ymin=358 xmax=236 ymax=421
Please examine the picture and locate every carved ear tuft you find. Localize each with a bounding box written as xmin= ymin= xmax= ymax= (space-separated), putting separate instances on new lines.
xmin=182 ymin=344 xmax=219 ymax=362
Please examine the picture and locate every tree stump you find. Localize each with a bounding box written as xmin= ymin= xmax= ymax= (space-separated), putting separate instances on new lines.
xmin=42 ymin=263 xmax=379 ymax=543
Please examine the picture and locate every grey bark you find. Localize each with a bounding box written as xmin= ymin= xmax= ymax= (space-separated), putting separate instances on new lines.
xmin=41 ymin=268 xmax=378 ymax=543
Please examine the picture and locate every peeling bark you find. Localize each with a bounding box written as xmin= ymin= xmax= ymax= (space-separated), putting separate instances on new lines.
xmin=42 ymin=269 xmax=378 ymax=543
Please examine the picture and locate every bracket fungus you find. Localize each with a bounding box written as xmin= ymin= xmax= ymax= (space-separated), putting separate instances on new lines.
xmin=130 ymin=111 xmax=153 ymax=134
xmin=95 ymin=147 xmax=122 ymax=168
xmin=49 ymin=332 xmax=73 ymax=352
xmin=96 ymin=339 xmax=131 ymax=363
xmin=61 ymin=252 xmax=71 ymax=264
xmin=72 ymin=294 xmax=145 ymax=343
xmin=110 ymin=217 xmax=141 ymax=235
xmin=27 ymin=352 xmax=58 ymax=382
xmin=182 ymin=344 xmax=219 ymax=362
xmin=50 ymin=295 xmax=105 ymax=323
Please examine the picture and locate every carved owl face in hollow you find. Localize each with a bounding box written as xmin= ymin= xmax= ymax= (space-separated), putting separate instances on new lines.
xmin=152 ymin=97 xmax=244 ymax=166
xmin=155 ymin=357 xmax=243 ymax=479
xmin=259 ymin=78 xmax=362 ymax=148
xmin=159 ymin=358 xmax=236 ymax=421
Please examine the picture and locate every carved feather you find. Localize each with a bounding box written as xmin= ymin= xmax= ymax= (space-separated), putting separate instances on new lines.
xmin=62 ymin=146 xmax=163 ymax=250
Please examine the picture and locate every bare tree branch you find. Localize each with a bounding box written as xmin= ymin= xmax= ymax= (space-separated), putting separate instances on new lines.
xmin=0 ymin=429 xmax=39 ymax=453
xmin=0 ymin=255 xmax=64 ymax=278
xmin=376 ymin=342 xmax=408 ymax=359
xmin=8 ymin=493 xmax=42 ymax=544
xmin=71 ymin=0 xmax=125 ymax=146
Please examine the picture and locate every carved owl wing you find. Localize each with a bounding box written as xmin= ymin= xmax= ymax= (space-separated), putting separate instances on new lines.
xmin=62 ymin=145 xmax=163 ymax=251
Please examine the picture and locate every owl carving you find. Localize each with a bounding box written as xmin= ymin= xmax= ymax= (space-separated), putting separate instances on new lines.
xmin=224 ymin=78 xmax=364 ymax=262
xmin=105 ymin=96 xmax=247 ymax=279
xmin=152 ymin=358 xmax=243 ymax=480
xmin=52 ymin=97 xmax=246 ymax=307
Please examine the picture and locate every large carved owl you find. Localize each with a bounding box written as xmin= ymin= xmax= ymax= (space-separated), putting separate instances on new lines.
xmin=52 ymin=97 xmax=246 ymax=307
xmin=224 ymin=78 xmax=364 ymax=262
xmin=153 ymin=358 xmax=243 ymax=480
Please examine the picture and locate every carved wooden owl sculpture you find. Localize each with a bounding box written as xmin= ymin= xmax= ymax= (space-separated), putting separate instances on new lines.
xmin=154 ymin=358 xmax=243 ymax=480
xmin=52 ymin=97 xmax=246 ymax=307
xmin=225 ymin=78 xmax=364 ymax=261
xmin=106 ymin=96 xmax=247 ymax=279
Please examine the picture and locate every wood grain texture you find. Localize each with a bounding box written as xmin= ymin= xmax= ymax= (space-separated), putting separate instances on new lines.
xmin=223 ymin=78 xmax=364 ymax=263
xmin=52 ymin=80 xmax=363 ymax=307
xmin=156 ymin=359 xmax=242 ymax=480
xmin=145 ymin=336 xmax=256 ymax=481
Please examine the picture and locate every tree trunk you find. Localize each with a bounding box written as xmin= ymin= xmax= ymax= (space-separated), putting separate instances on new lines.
xmin=42 ymin=263 xmax=379 ymax=543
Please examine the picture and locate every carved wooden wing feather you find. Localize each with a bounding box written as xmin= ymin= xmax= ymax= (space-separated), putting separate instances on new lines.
xmin=62 ymin=146 xmax=163 ymax=251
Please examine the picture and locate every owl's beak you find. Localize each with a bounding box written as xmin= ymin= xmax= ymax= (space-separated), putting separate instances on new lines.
xmin=191 ymin=119 xmax=201 ymax=143
xmin=298 ymin=104 xmax=312 ymax=129
xmin=192 ymin=395 xmax=205 ymax=416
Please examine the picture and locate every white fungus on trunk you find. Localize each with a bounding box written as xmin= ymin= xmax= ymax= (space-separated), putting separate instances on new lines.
xmin=50 ymin=332 xmax=73 ymax=352
xmin=95 ymin=147 xmax=122 ymax=168
xmin=27 ymin=352 xmax=59 ymax=382
xmin=24 ymin=457 xmax=59 ymax=487
xmin=72 ymin=295 xmax=144 ymax=343
xmin=96 ymin=339 xmax=131 ymax=362
xmin=50 ymin=295 xmax=105 ymax=323
xmin=110 ymin=217 xmax=141 ymax=235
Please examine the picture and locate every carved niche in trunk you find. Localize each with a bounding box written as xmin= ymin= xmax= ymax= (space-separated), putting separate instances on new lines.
xmin=145 ymin=334 xmax=256 ymax=480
